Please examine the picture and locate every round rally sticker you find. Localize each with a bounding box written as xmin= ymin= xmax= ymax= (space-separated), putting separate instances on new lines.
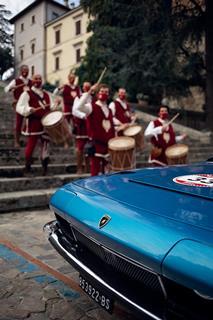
xmin=173 ymin=174 xmax=213 ymax=187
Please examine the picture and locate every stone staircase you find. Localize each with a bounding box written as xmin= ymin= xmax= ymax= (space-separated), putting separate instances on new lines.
xmin=0 ymin=86 xmax=212 ymax=213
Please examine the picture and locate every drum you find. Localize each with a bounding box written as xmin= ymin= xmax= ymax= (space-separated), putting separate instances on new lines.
xmin=165 ymin=143 xmax=189 ymax=165
xmin=108 ymin=136 xmax=136 ymax=171
xmin=123 ymin=125 xmax=144 ymax=150
xmin=41 ymin=111 xmax=72 ymax=145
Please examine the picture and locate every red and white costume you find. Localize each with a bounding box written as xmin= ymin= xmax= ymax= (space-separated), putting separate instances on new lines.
xmin=54 ymin=84 xmax=81 ymax=122
xmin=4 ymin=76 xmax=32 ymax=141
xmin=72 ymin=96 xmax=88 ymax=152
xmin=16 ymin=86 xmax=55 ymax=165
xmin=144 ymin=118 xmax=184 ymax=166
xmin=109 ymin=98 xmax=132 ymax=134
xmin=73 ymin=92 xmax=115 ymax=176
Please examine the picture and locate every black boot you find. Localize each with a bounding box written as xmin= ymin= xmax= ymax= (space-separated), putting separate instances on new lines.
xmin=41 ymin=157 xmax=49 ymax=176
xmin=24 ymin=160 xmax=33 ymax=176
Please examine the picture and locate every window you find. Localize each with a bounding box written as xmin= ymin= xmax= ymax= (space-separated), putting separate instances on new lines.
xmin=31 ymin=15 xmax=35 ymax=24
xmin=55 ymin=30 xmax=60 ymax=44
xmin=31 ymin=43 xmax=35 ymax=54
xmin=76 ymin=48 xmax=81 ymax=63
xmin=21 ymin=23 xmax=24 ymax=32
xmin=55 ymin=56 xmax=60 ymax=70
xmin=31 ymin=65 xmax=34 ymax=76
xmin=20 ymin=49 xmax=24 ymax=61
xmin=75 ymin=20 xmax=81 ymax=35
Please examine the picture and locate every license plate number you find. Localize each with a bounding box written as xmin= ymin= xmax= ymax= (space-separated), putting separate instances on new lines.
xmin=79 ymin=275 xmax=113 ymax=313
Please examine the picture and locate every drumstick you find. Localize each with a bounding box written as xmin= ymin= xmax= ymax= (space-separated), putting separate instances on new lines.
xmin=96 ymin=67 xmax=107 ymax=85
xmin=166 ymin=113 xmax=180 ymax=126
xmin=32 ymin=104 xmax=50 ymax=112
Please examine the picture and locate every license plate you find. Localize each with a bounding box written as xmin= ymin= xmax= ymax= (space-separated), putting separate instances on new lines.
xmin=79 ymin=275 xmax=114 ymax=313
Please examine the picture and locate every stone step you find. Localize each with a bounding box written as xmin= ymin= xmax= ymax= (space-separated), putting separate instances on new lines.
xmin=0 ymin=143 xmax=212 ymax=153
xmin=0 ymin=160 xmax=151 ymax=177
xmin=0 ymin=173 xmax=89 ymax=193
xmin=0 ymin=163 xmax=77 ymax=177
xmin=0 ymin=156 xmax=76 ymax=166
xmin=0 ymin=149 xmax=210 ymax=166
xmin=0 ymin=150 xmax=151 ymax=165
xmin=0 ymin=188 xmax=56 ymax=213
xmin=0 ymin=156 xmax=209 ymax=194
xmin=0 ymin=142 xmax=212 ymax=153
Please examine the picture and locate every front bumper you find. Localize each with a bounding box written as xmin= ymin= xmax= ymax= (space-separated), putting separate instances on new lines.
xmin=44 ymin=220 xmax=164 ymax=320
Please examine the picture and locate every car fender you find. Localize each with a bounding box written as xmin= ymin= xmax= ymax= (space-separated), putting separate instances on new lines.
xmin=161 ymin=239 xmax=213 ymax=297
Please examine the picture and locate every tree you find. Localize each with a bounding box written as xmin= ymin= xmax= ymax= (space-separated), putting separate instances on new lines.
xmin=205 ymin=0 xmax=213 ymax=131
xmin=0 ymin=47 xmax=13 ymax=77
xmin=0 ymin=4 xmax=13 ymax=78
xmin=78 ymin=1 xmax=205 ymax=102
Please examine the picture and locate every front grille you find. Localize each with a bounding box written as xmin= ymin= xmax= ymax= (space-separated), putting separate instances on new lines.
xmin=56 ymin=213 xmax=163 ymax=294
xmin=73 ymin=228 xmax=162 ymax=292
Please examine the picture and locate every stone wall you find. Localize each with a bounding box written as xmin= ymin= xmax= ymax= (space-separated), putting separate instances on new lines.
xmin=165 ymin=86 xmax=205 ymax=112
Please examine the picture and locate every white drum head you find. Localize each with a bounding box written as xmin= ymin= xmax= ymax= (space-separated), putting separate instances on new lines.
xmin=124 ymin=125 xmax=142 ymax=137
xmin=42 ymin=111 xmax=63 ymax=127
xmin=108 ymin=136 xmax=135 ymax=151
xmin=166 ymin=144 xmax=188 ymax=158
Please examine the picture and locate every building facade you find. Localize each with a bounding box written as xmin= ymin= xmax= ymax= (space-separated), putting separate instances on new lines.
xmin=10 ymin=0 xmax=69 ymax=80
xmin=45 ymin=6 xmax=91 ymax=86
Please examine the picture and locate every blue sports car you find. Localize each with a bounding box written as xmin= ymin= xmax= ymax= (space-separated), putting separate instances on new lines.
xmin=44 ymin=161 xmax=213 ymax=320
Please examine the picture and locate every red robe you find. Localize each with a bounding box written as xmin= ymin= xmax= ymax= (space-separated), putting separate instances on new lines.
xmin=114 ymin=100 xmax=131 ymax=124
xmin=73 ymin=117 xmax=88 ymax=138
xmin=14 ymin=78 xmax=32 ymax=102
xmin=22 ymin=90 xmax=51 ymax=136
xmin=151 ymin=119 xmax=176 ymax=165
xmin=87 ymin=102 xmax=115 ymax=155
xmin=62 ymin=85 xmax=81 ymax=116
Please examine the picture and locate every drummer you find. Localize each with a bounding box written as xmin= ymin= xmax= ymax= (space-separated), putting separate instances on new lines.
xmin=109 ymin=88 xmax=137 ymax=135
xmin=72 ymin=81 xmax=91 ymax=174
xmin=16 ymin=74 xmax=59 ymax=175
xmin=144 ymin=105 xmax=187 ymax=166
xmin=73 ymin=83 xmax=115 ymax=176
xmin=53 ymin=72 xmax=81 ymax=123
xmin=4 ymin=65 xmax=32 ymax=148
xmin=53 ymin=72 xmax=81 ymax=148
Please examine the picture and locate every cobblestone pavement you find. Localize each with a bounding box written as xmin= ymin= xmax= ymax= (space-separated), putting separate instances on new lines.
xmin=0 ymin=210 xmax=137 ymax=320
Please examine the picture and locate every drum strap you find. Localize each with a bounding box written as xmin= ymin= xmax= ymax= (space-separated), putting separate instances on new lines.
xmin=31 ymin=90 xmax=48 ymax=108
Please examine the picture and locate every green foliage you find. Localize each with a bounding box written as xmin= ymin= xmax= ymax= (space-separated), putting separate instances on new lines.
xmin=43 ymin=82 xmax=57 ymax=93
xmin=0 ymin=5 xmax=13 ymax=47
xmin=0 ymin=5 xmax=13 ymax=77
xmin=0 ymin=47 xmax=13 ymax=77
xmin=77 ymin=0 xmax=205 ymax=102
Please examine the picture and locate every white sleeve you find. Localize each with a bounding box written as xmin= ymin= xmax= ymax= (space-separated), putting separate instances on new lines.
xmin=49 ymin=94 xmax=56 ymax=110
xmin=53 ymin=87 xmax=61 ymax=96
xmin=109 ymin=101 xmax=122 ymax=125
xmin=4 ymin=79 xmax=16 ymax=93
xmin=144 ymin=121 xmax=163 ymax=138
xmin=109 ymin=101 xmax=116 ymax=116
xmin=16 ymin=91 xmax=33 ymax=117
xmin=113 ymin=117 xmax=122 ymax=126
xmin=72 ymin=97 xmax=86 ymax=119
xmin=74 ymin=92 xmax=92 ymax=116
xmin=175 ymin=135 xmax=184 ymax=143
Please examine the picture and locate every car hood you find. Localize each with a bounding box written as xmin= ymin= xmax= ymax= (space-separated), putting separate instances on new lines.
xmin=50 ymin=163 xmax=213 ymax=295
xmin=73 ymin=162 xmax=213 ymax=232
xmin=50 ymin=162 xmax=213 ymax=273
